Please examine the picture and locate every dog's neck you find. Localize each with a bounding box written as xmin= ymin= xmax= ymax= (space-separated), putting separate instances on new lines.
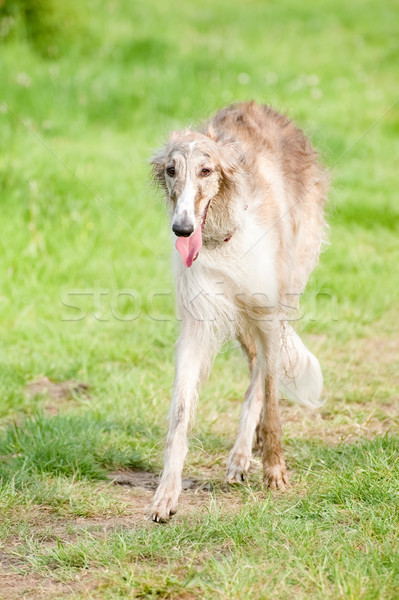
xmin=202 ymin=195 xmax=247 ymax=250
xmin=202 ymin=228 xmax=237 ymax=249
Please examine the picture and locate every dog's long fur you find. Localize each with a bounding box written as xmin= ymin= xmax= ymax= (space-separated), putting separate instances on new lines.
xmin=150 ymin=101 xmax=328 ymax=521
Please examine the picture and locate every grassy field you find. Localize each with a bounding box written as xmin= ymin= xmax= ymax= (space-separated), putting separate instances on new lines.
xmin=0 ymin=0 xmax=398 ymax=598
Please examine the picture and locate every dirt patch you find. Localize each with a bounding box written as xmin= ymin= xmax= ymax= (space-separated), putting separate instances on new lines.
xmin=280 ymin=399 xmax=399 ymax=446
xmin=0 ymin=475 xmax=238 ymax=599
xmin=363 ymin=336 xmax=399 ymax=365
xmin=103 ymin=469 xmax=233 ymax=526
xmin=25 ymin=377 xmax=90 ymax=415
xmin=25 ymin=377 xmax=89 ymax=400
xmin=108 ymin=469 xmax=215 ymax=492
xmin=0 ymin=573 xmax=99 ymax=600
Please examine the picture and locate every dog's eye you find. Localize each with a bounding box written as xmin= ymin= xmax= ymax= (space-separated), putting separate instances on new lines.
xmin=200 ymin=168 xmax=212 ymax=177
xmin=166 ymin=166 xmax=175 ymax=177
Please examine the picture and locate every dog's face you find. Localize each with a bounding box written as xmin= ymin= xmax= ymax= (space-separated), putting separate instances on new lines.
xmin=151 ymin=131 xmax=239 ymax=266
xmin=153 ymin=133 xmax=223 ymax=235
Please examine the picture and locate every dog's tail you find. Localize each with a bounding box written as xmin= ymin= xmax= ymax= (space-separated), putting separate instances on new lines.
xmin=278 ymin=324 xmax=324 ymax=408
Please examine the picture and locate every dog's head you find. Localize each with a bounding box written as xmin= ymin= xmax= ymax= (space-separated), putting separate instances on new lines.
xmin=151 ymin=130 xmax=240 ymax=267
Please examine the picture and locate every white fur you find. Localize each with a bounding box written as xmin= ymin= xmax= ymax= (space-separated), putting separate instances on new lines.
xmin=172 ymin=170 xmax=196 ymax=230
xmin=173 ymin=204 xmax=279 ymax=341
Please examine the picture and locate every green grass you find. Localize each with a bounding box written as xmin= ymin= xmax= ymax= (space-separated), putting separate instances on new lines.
xmin=0 ymin=0 xmax=398 ymax=598
xmin=0 ymin=413 xmax=148 ymax=481
xmin=6 ymin=438 xmax=399 ymax=598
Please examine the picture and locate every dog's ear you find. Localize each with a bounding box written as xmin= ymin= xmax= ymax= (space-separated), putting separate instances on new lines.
xmin=204 ymin=126 xmax=242 ymax=178
xmin=203 ymin=125 xmax=218 ymax=141
xmin=218 ymin=141 xmax=242 ymax=178
xmin=149 ymin=144 xmax=168 ymax=187
xmin=168 ymin=129 xmax=184 ymax=142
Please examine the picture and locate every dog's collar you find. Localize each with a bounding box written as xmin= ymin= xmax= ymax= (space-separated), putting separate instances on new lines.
xmin=203 ymin=230 xmax=235 ymax=249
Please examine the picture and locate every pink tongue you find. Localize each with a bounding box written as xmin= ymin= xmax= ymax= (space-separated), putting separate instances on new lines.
xmin=175 ymin=225 xmax=203 ymax=268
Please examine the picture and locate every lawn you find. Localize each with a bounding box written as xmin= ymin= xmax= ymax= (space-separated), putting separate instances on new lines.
xmin=0 ymin=0 xmax=398 ymax=598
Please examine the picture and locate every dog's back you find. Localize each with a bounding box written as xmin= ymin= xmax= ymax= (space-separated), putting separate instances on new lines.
xmin=202 ymin=101 xmax=328 ymax=299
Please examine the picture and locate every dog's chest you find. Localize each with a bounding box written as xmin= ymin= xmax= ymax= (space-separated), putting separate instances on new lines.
xmin=174 ymin=215 xmax=279 ymax=328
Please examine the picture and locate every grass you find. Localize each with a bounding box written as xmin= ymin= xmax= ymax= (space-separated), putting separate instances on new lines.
xmin=0 ymin=413 xmax=148 ymax=481
xmin=0 ymin=0 xmax=398 ymax=598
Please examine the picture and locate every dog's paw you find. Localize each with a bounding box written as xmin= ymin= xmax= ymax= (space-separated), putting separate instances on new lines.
xmin=263 ymin=462 xmax=290 ymax=490
xmin=226 ymin=449 xmax=252 ymax=483
xmin=151 ymin=484 xmax=180 ymax=523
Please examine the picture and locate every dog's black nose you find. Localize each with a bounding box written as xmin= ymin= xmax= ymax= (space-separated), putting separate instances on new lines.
xmin=172 ymin=224 xmax=194 ymax=237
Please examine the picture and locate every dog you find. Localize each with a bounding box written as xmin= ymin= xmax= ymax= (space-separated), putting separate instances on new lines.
xmin=150 ymin=101 xmax=328 ymax=521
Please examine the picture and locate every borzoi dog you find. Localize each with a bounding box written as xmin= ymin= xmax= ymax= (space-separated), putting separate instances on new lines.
xmin=150 ymin=101 xmax=328 ymax=521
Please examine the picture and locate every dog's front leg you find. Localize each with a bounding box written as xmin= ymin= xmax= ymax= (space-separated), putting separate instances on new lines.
xmin=151 ymin=322 xmax=214 ymax=522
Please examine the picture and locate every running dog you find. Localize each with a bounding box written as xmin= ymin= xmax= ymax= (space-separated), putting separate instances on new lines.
xmin=150 ymin=101 xmax=328 ymax=521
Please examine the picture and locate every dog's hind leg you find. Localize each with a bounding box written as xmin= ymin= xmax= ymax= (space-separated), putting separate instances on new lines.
xmin=258 ymin=318 xmax=289 ymax=490
xmin=254 ymin=322 xmax=324 ymax=445
xmin=151 ymin=320 xmax=216 ymax=522
xmin=226 ymin=329 xmax=264 ymax=482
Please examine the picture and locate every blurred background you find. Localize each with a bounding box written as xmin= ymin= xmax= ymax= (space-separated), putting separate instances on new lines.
xmin=0 ymin=0 xmax=398 ymax=434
